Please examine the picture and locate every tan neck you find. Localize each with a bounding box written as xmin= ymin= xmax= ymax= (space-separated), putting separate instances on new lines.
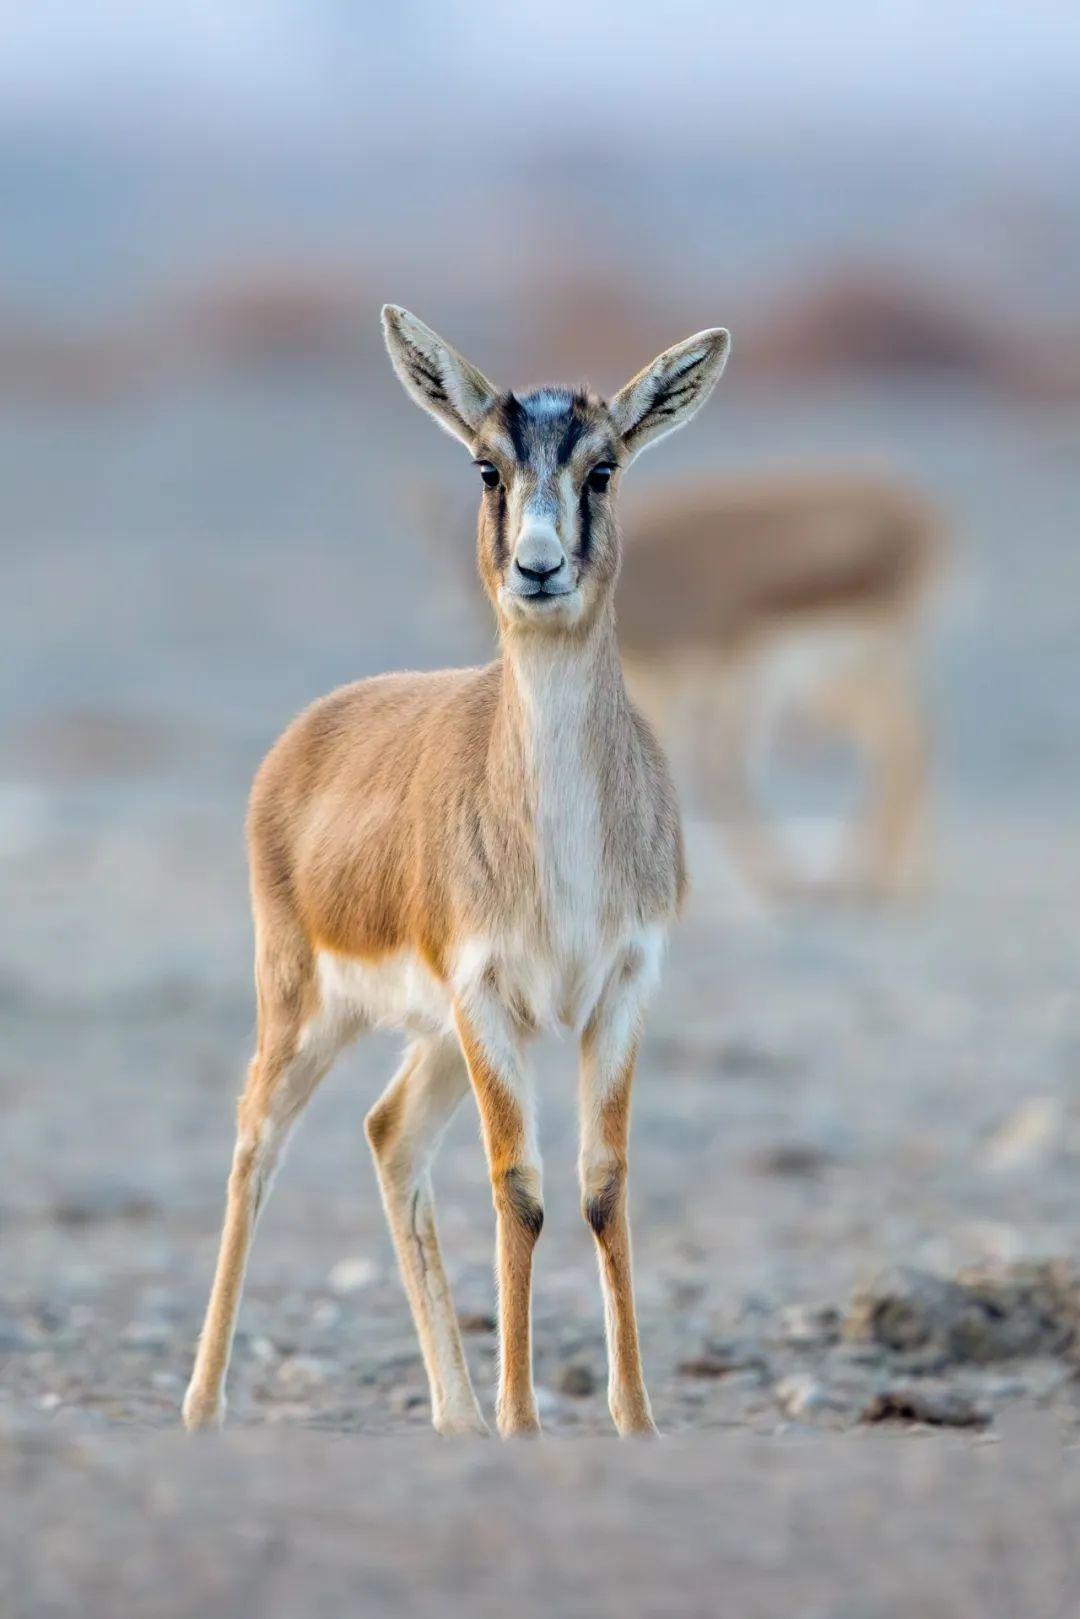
xmin=494 ymin=603 xmax=631 ymax=789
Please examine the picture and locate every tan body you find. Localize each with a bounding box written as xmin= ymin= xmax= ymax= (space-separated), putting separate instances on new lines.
xmin=183 ymin=306 xmax=730 ymax=1437
xmin=619 ymin=475 xmax=942 ymax=898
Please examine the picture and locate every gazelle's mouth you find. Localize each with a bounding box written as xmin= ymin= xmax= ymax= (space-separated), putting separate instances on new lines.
xmin=511 ymin=582 xmax=576 ymax=601
xmin=499 ymin=582 xmax=583 ymax=623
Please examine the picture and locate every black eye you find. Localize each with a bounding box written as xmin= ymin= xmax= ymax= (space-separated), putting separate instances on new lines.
xmin=587 ymin=465 xmax=613 ymax=494
xmin=476 ymin=462 xmax=500 ymax=490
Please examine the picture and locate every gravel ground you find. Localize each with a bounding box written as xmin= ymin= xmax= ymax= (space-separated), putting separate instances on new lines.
xmin=3 ymin=377 xmax=1080 ymax=1612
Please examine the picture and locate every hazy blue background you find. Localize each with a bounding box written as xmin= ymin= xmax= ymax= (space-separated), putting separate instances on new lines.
xmin=4 ymin=0 xmax=1080 ymax=1469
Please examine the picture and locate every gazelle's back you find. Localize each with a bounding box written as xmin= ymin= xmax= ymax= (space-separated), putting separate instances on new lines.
xmin=618 ymin=474 xmax=941 ymax=656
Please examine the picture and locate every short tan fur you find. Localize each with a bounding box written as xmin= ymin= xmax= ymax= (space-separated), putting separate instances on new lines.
xmin=183 ymin=307 xmax=731 ymax=1437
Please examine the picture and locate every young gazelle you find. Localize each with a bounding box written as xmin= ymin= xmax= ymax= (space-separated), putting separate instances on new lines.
xmin=618 ymin=475 xmax=942 ymax=899
xmin=182 ymin=307 xmax=731 ymax=1439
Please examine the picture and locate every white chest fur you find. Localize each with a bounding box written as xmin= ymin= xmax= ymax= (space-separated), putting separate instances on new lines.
xmin=516 ymin=641 xmax=608 ymax=959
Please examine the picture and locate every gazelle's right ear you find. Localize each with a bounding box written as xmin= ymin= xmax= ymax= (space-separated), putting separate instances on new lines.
xmin=611 ymin=327 xmax=731 ymax=462
xmin=382 ymin=305 xmax=498 ymax=449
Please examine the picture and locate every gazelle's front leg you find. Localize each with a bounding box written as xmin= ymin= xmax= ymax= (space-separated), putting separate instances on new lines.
xmin=579 ymin=945 xmax=660 ymax=1437
xmin=453 ymin=996 xmax=543 ymax=1438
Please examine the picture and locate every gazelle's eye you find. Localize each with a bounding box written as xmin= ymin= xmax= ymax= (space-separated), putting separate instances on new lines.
xmin=587 ymin=464 xmax=613 ymax=494
xmin=476 ymin=462 xmax=500 ymax=490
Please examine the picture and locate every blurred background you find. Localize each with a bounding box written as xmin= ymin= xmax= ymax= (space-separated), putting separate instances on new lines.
xmin=4 ymin=0 xmax=1080 ymax=1447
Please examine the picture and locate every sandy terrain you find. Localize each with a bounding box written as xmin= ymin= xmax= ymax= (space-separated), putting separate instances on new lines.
xmin=3 ymin=377 xmax=1080 ymax=1613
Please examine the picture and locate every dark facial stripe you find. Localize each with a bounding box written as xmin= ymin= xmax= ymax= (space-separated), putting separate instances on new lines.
xmin=555 ymin=408 xmax=588 ymax=467
xmin=492 ymin=485 xmax=507 ymax=568
xmin=578 ymin=476 xmax=593 ymax=563
xmin=498 ymin=393 xmax=529 ymax=462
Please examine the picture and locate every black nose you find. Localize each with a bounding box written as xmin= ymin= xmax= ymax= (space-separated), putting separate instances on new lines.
xmin=515 ymin=558 xmax=562 ymax=584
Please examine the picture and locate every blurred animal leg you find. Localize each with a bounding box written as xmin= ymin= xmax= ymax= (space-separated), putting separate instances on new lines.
xmin=707 ymin=658 xmax=801 ymax=897
xmin=365 ymin=1035 xmax=488 ymax=1436
xmin=858 ymin=665 xmax=930 ymax=898
xmin=821 ymin=642 xmax=930 ymax=900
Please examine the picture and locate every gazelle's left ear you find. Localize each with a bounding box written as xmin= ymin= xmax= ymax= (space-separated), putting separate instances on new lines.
xmin=382 ymin=305 xmax=498 ymax=449
xmin=611 ymin=328 xmax=731 ymax=461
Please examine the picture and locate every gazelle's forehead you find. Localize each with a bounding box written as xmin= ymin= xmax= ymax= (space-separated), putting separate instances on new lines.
xmin=478 ymin=389 xmax=614 ymax=473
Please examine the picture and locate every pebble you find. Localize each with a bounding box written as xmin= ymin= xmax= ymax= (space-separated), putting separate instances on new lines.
xmin=775 ymin=1304 xmax=841 ymax=1347
xmin=980 ymin=1097 xmax=1063 ymax=1172
xmin=327 ymin=1257 xmax=379 ymax=1294
xmin=557 ymin=1362 xmax=597 ymax=1398
xmin=775 ymin=1375 xmax=854 ymax=1422
xmin=862 ymin=1386 xmax=989 ymax=1429
xmin=276 ymin=1355 xmax=330 ymax=1387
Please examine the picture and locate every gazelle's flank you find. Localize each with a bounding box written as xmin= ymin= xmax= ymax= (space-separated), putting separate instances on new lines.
xmin=183 ymin=306 xmax=730 ymax=1438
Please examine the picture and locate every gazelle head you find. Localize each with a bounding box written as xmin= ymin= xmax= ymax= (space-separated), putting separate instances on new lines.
xmin=383 ymin=305 xmax=730 ymax=636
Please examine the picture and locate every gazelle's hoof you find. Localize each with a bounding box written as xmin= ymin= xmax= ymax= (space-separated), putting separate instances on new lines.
xmin=611 ymin=1397 xmax=660 ymax=1438
xmin=496 ymin=1414 xmax=543 ymax=1439
xmin=182 ymin=1386 xmax=225 ymax=1432
xmin=618 ymin=1419 xmax=661 ymax=1438
xmin=434 ymin=1410 xmax=491 ymax=1438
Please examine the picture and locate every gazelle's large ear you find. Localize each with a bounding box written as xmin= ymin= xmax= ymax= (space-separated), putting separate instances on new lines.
xmin=610 ymin=328 xmax=731 ymax=461
xmin=382 ymin=305 xmax=498 ymax=448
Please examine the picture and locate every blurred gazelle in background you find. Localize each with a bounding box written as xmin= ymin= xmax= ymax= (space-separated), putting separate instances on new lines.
xmin=619 ymin=473 xmax=945 ymax=902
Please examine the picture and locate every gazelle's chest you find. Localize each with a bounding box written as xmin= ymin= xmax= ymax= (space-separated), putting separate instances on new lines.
xmin=491 ymin=761 xmax=628 ymax=1031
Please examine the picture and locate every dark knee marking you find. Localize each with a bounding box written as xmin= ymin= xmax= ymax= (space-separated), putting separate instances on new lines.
xmin=499 ymin=1167 xmax=544 ymax=1239
xmin=364 ymin=1093 xmax=402 ymax=1158
xmin=584 ymin=1169 xmax=624 ymax=1237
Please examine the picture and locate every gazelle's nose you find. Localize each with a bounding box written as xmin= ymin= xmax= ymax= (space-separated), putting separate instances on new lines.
xmin=514 ymin=524 xmax=566 ymax=585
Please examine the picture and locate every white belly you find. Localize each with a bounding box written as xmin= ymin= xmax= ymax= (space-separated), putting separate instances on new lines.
xmin=314 ymin=919 xmax=666 ymax=1046
xmin=316 ymin=948 xmax=453 ymax=1038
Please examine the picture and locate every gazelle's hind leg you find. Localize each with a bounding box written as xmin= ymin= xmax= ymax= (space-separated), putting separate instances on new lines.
xmin=365 ymin=1036 xmax=488 ymax=1437
xmin=183 ymin=957 xmax=358 ymax=1431
xmin=705 ymin=656 xmax=802 ymax=898
xmin=812 ymin=635 xmax=931 ymax=901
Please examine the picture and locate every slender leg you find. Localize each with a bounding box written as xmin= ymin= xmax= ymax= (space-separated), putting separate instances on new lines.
xmin=858 ymin=673 xmax=930 ymax=900
xmin=453 ymin=997 xmax=542 ymax=1438
xmin=707 ymin=660 xmax=801 ymax=898
xmin=182 ymin=998 xmax=354 ymax=1431
xmin=579 ymin=947 xmax=659 ymax=1437
xmin=818 ymin=641 xmax=931 ymax=901
xmin=365 ymin=1035 xmax=488 ymax=1436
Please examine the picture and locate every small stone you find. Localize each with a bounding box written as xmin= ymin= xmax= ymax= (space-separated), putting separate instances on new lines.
xmin=862 ymin=1385 xmax=989 ymax=1429
xmin=311 ymin=1300 xmax=342 ymax=1330
xmin=391 ymin=1388 xmax=428 ymax=1413
xmin=121 ymin=1321 xmax=170 ymax=1350
xmin=557 ymin=1361 xmax=597 ymax=1398
xmin=457 ymin=1311 xmax=497 ymax=1335
xmin=776 ymin=1304 xmax=841 ymax=1347
xmin=981 ymin=1097 xmax=1063 ymax=1172
xmin=276 ymin=1354 xmax=329 ymax=1387
xmin=678 ymin=1345 xmax=768 ymax=1380
xmin=327 ymin=1257 xmax=378 ymax=1294
xmin=51 ymin=1185 xmax=159 ymax=1227
xmin=775 ymin=1375 xmax=852 ymax=1421
xmin=751 ymin=1143 xmax=836 ymax=1179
